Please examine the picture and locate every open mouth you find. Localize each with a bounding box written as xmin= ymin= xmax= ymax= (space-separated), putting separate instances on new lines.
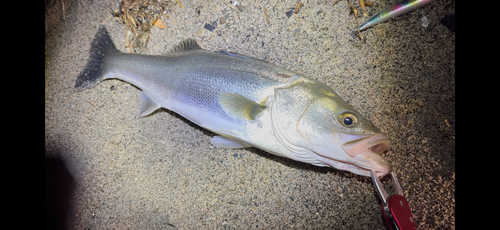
xmin=367 ymin=136 xmax=391 ymax=155
xmin=341 ymin=134 xmax=392 ymax=176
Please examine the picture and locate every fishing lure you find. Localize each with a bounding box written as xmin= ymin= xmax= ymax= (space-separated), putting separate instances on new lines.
xmin=359 ymin=0 xmax=437 ymax=31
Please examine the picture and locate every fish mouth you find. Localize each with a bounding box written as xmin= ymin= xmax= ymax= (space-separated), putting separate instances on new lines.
xmin=341 ymin=134 xmax=392 ymax=176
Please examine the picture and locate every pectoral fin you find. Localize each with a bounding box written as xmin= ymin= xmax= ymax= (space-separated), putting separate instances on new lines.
xmin=138 ymin=92 xmax=160 ymax=117
xmin=219 ymin=93 xmax=265 ymax=120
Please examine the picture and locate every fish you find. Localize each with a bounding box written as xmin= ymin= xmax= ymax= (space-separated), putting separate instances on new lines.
xmin=75 ymin=26 xmax=392 ymax=177
xmin=359 ymin=0 xmax=437 ymax=31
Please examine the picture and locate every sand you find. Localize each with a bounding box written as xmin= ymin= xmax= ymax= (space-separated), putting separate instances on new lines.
xmin=45 ymin=0 xmax=455 ymax=229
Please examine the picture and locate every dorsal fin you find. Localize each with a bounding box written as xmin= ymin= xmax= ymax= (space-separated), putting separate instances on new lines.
xmin=171 ymin=39 xmax=202 ymax=52
xmin=217 ymin=51 xmax=251 ymax=59
xmin=217 ymin=50 xmax=269 ymax=64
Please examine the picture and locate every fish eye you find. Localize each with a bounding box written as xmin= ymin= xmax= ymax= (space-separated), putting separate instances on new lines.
xmin=340 ymin=113 xmax=358 ymax=127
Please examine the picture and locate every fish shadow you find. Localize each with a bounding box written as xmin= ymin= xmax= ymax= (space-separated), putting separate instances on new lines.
xmin=246 ymin=147 xmax=367 ymax=182
xmin=155 ymin=108 xmax=368 ymax=183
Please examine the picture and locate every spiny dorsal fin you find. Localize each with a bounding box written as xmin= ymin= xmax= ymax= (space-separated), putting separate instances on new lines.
xmin=171 ymin=39 xmax=202 ymax=52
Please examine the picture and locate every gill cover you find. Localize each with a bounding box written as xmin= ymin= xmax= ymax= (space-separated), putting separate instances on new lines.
xmin=270 ymin=80 xmax=340 ymax=163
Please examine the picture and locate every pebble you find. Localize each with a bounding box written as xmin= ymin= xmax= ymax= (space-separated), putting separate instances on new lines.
xmin=204 ymin=23 xmax=216 ymax=31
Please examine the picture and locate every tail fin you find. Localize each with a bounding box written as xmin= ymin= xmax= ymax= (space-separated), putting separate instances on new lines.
xmin=75 ymin=26 xmax=118 ymax=90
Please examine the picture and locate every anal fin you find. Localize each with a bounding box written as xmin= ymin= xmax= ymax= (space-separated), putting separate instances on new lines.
xmin=138 ymin=92 xmax=161 ymax=117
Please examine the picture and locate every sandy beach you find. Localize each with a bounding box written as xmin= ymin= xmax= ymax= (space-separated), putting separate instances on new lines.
xmin=45 ymin=0 xmax=455 ymax=229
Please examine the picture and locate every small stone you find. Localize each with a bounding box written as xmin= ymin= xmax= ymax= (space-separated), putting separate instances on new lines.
xmin=204 ymin=23 xmax=215 ymax=31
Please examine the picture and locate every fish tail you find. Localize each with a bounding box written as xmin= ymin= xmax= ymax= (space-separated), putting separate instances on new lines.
xmin=75 ymin=26 xmax=119 ymax=90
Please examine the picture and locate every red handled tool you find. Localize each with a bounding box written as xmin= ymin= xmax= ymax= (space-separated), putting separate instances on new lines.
xmin=371 ymin=171 xmax=416 ymax=230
